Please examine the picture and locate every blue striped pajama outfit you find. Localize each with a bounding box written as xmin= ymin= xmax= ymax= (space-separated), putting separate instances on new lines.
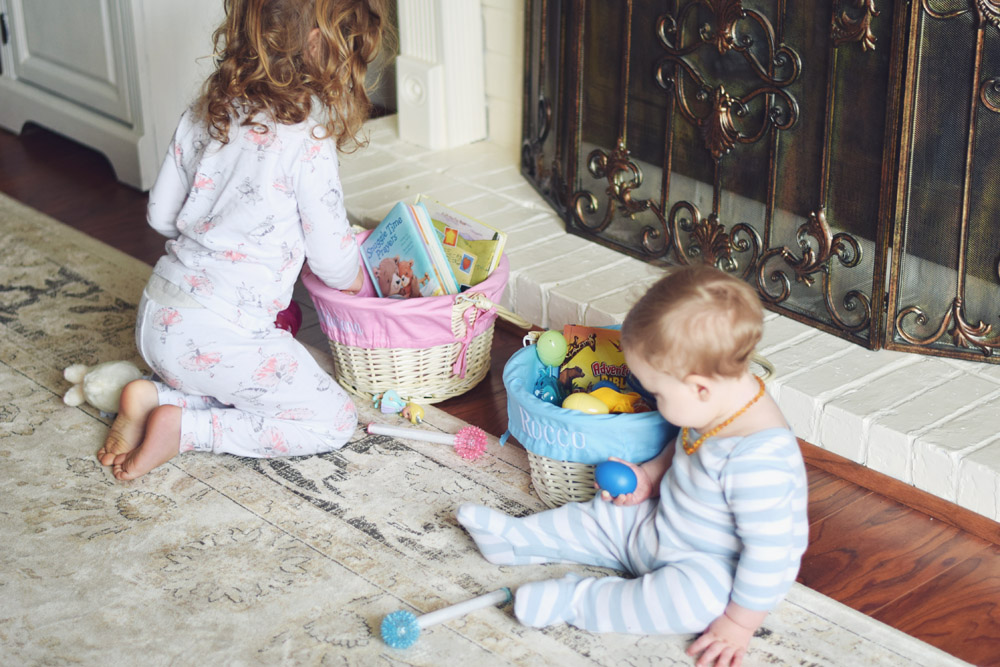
xmin=457 ymin=427 xmax=808 ymax=634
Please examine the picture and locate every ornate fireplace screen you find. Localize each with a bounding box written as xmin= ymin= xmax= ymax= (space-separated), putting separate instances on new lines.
xmin=521 ymin=0 xmax=1000 ymax=363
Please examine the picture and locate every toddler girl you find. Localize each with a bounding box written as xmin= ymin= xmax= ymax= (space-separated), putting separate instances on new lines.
xmin=98 ymin=0 xmax=390 ymax=481
xmin=458 ymin=265 xmax=808 ymax=667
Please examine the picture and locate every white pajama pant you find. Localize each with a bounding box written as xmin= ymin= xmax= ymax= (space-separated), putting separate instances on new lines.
xmin=135 ymin=288 xmax=357 ymax=458
xmin=456 ymin=499 xmax=733 ymax=635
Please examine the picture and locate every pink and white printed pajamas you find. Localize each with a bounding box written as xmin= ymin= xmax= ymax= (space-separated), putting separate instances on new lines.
xmin=136 ymin=288 xmax=356 ymax=457
xmin=137 ymin=106 xmax=364 ymax=459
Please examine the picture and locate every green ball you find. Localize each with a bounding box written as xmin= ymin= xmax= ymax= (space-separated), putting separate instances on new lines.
xmin=536 ymin=330 xmax=568 ymax=367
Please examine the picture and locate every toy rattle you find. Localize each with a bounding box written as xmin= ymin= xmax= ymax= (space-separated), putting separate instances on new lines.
xmin=381 ymin=587 xmax=512 ymax=649
xmin=595 ymin=460 xmax=638 ymax=497
xmin=366 ymin=422 xmax=489 ymax=461
xmin=532 ymin=375 xmax=563 ymax=405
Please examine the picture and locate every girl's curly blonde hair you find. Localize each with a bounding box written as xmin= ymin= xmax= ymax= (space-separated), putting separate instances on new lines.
xmin=198 ymin=0 xmax=391 ymax=151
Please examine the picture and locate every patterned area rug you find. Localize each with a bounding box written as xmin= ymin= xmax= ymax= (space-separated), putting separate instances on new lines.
xmin=0 ymin=193 xmax=968 ymax=665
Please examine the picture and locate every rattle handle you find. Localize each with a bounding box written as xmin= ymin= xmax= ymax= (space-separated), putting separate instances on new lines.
xmin=367 ymin=422 xmax=455 ymax=445
xmin=418 ymin=588 xmax=512 ymax=629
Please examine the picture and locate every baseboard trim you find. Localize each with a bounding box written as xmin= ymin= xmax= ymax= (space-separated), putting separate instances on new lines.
xmin=801 ymin=440 xmax=1000 ymax=547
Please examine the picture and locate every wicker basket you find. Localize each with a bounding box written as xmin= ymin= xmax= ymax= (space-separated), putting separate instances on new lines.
xmin=505 ymin=345 xmax=775 ymax=507
xmin=502 ymin=344 xmax=677 ymax=508
xmin=302 ymin=247 xmax=528 ymax=405
xmin=524 ymin=450 xmax=603 ymax=508
xmin=323 ymin=293 xmax=512 ymax=403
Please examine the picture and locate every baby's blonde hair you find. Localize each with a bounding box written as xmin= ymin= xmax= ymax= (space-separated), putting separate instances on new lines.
xmin=198 ymin=0 xmax=392 ymax=151
xmin=621 ymin=264 xmax=763 ymax=379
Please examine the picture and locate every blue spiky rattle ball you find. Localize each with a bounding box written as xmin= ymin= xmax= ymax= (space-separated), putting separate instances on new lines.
xmin=381 ymin=609 xmax=422 ymax=649
xmin=380 ymin=587 xmax=512 ymax=649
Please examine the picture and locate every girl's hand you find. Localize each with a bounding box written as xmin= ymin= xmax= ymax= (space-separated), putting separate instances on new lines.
xmin=339 ymin=265 xmax=365 ymax=295
xmin=686 ymin=611 xmax=758 ymax=667
xmin=596 ymin=457 xmax=654 ymax=506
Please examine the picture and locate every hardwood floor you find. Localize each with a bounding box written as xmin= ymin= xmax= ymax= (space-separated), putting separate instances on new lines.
xmin=3 ymin=124 xmax=999 ymax=666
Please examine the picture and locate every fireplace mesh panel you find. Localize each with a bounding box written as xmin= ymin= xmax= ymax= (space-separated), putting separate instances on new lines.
xmin=522 ymin=0 xmax=1000 ymax=362
xmin=889 ymin=1 xmax=1000 ymax=361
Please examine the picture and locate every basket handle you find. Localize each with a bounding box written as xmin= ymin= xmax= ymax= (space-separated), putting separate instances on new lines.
xmin=449 ymin=294 xmax=531 ymax=377
xmin=495 ymin=304 xmax=532 ymax=329
xmin=453 ymin=293 xmax=531 ymax=329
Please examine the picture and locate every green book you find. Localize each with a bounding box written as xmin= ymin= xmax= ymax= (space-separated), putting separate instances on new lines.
xmin=418 ymin=196 xmax=507 ymax=288
xmin=431 ymin=221 xmax=502 ymax=287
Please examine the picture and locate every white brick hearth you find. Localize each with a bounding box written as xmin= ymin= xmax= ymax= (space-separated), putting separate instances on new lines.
xmin=333 ymin=115 xmax=1000 ymax=523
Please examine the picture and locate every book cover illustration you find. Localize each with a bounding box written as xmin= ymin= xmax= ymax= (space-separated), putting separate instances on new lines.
xmin=417 ymin=196 xmax=507 ymax=287
xmin=436 ymin=225 xmax=479 ymax=286
xmin=411 ymin=201 xmax=460 ymax=294
xmin=359 ymin=201 xmax=459 ymax=298
xmin=558 ymin=325 xmax=629 ymax=393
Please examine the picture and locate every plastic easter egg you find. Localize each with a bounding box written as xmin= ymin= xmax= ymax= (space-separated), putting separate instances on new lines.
xmin=594 ymin=460 xmax=638 ymax=497
xmin=589 ymin=387 xmax=641 ymax=414
xmin=592 ymin=380 xmax=621 ymax=392
xmin=561 ymin=392 xmax=610 ymax=414
xmin=533 ymin=375 xmax=563 ymax=405
xmin=535 ymin=330 xmax=568 ymax=367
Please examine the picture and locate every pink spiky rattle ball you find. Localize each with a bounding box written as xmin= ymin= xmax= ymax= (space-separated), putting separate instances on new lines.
xmin=366 ymin=423 xmax=488 ymax=461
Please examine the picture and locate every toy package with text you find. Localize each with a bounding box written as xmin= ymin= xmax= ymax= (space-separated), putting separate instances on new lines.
xmin=558 ymin=324 xmax=629 ymax=394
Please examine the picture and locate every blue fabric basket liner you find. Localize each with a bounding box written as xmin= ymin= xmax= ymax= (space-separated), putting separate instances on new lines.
xmin=502 ymin=344 xmax=678 ymax=465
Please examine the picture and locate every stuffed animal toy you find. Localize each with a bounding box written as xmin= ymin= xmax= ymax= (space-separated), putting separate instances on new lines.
xmin=63 ymin=361 xmax=144 ymax=414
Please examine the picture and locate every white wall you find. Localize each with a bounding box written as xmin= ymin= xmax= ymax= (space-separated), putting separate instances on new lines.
xmin=481 ymin=0 xmax=524 ymax=161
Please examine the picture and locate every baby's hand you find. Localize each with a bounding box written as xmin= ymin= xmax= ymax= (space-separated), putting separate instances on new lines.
xmin=596 ymin=458 xmax=653 ymax=506
xmin=686 ymin=611 xmax=756 ymax=667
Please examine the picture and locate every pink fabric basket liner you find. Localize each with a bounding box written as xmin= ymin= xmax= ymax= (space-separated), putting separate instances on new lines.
xmin=301 ymin=230 xmax=509 ymax=350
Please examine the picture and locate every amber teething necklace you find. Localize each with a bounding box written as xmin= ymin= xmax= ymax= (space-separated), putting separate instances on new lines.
xmin=681 ymin=376 xmax=766 ymax=455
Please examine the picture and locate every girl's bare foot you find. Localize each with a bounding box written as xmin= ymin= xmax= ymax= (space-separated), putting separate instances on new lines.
xmin=112 ymin=405 xmax=182 ymax=481
xmin=98 ymin=379 xmax=160 ymax=466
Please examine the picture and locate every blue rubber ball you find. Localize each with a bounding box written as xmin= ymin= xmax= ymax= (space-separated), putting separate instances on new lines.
xmin=594 ymin=460 xmax=637 ymax=497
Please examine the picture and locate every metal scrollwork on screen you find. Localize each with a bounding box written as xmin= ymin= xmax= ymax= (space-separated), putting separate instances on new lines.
xmin=647 ymin=2 xmax=798 ymax=273
xmin=757 ymin=208 xmax=871 ymax=332
xmin=832 ymin=0 xmax=880 ymax=51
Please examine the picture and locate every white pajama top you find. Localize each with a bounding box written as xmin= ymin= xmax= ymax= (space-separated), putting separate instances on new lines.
xmin=147 ymin=106 xmax=360 ymax=331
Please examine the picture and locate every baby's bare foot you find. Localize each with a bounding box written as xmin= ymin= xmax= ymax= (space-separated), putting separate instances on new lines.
xmin=98 ymin=380 xmax=159 ymax=466
xmin=112 ymin=405 xmax=181 ymax=481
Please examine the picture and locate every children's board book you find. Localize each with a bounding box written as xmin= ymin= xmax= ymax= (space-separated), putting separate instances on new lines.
xmin=417 ymin=195 xmax=507 ymax=288
xmin=360 ymin=201 xmax=460 ymax=298
xmin=558 ymin=325 xmax=629 ymax=393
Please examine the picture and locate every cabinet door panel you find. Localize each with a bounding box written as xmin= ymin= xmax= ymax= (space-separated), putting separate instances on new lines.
xmin=8 ymin=0 xmax=134 ymax=124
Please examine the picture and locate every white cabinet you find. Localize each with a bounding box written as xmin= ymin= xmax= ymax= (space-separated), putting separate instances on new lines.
xmin=0 ymin=0 xmax=222 ymax=190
